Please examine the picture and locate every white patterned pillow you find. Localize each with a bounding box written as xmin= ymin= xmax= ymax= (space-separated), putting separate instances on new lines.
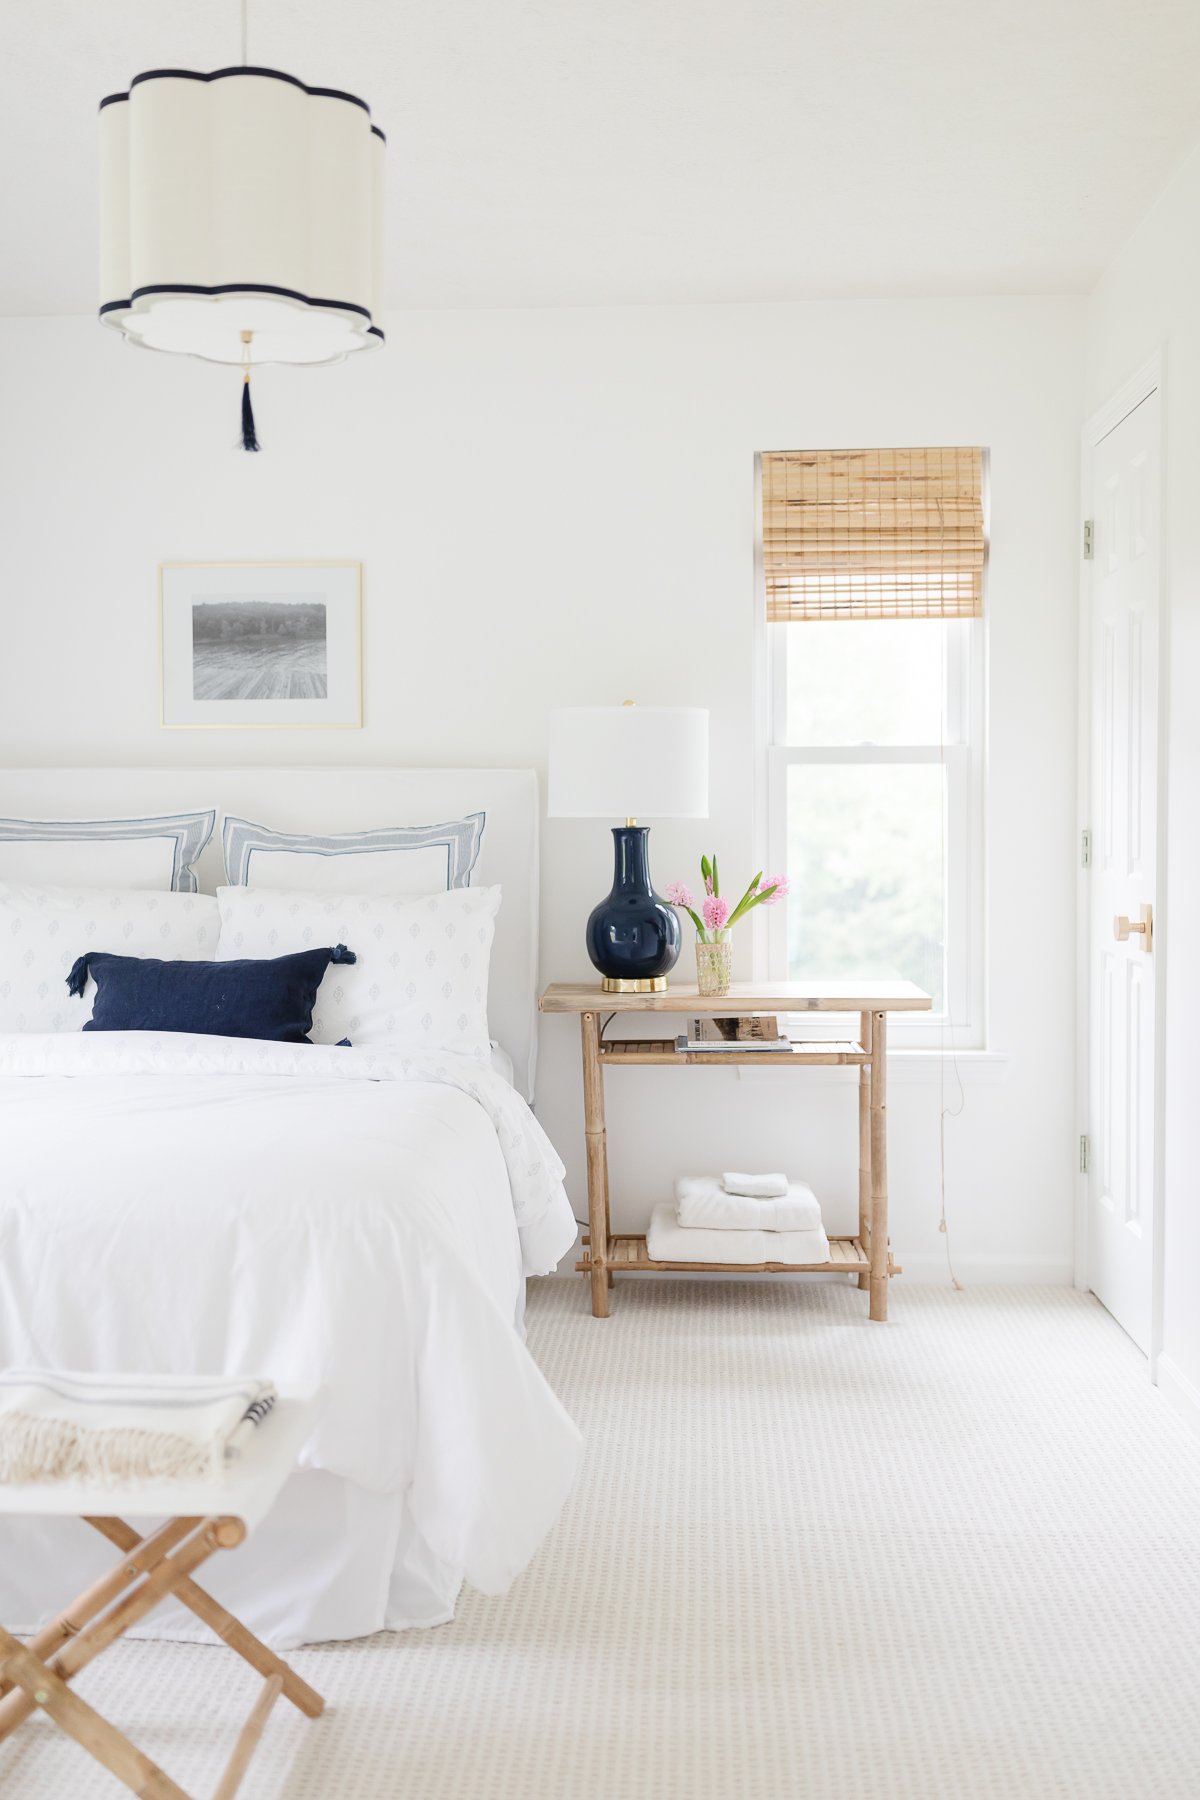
xmin=215 ymin=884 xmax=501 ymax=1056
xmin=0 ymin=883 xmax=221 ymax=1032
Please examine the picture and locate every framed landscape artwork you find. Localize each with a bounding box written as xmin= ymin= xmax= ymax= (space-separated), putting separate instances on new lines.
xmin=160 ymin=561 xmax=362 ymax=729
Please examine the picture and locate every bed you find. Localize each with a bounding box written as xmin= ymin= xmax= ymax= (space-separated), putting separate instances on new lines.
xmin=0 ymin=768 xmax=580 ymax=1649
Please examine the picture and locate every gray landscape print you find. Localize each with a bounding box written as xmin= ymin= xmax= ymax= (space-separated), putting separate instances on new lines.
xmin=191 ymin=597 xmax=328 ymax=701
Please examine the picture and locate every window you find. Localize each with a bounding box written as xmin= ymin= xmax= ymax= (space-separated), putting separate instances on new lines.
xmin=758 ymin=448 xmax=986 ymax=1044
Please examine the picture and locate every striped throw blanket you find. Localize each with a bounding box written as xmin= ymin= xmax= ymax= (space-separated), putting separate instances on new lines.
xmin=0 ymin=1369 xmax=277 ymax=1486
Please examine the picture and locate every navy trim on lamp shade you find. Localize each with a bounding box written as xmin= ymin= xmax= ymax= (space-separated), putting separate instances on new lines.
xmin=585 ymin=827 xmax=681 ymax=986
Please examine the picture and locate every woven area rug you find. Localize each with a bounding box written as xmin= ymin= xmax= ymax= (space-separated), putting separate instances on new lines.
xmin=4 ymin=1278 xmax=1200 ymax=1799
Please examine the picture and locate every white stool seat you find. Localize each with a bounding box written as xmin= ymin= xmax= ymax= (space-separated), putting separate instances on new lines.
xmin=0 ymin=1395 xmax=317 ymax=1534
xmin=0 ymin=1395 xmax=325 ymax=1800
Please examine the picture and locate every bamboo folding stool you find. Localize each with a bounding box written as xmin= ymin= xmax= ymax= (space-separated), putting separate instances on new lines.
xmin=0 ymin=1397 xmax=323 ymax=1799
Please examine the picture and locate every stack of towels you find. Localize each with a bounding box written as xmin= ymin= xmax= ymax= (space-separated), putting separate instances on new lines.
xmin=0 ymin=1369 xmax=278 ymax=1486
xmin=647 ymin=1172 xmax=830 ymax=1264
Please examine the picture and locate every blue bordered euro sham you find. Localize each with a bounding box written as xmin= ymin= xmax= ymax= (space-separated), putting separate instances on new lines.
xmin=0 ymin=812 xmax=215 ymax=894
xmin=221 ymin=812 xmax=486 ymax=893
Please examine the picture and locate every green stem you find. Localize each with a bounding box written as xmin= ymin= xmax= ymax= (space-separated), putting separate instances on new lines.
xmin=727 ymin=872 xmax=763 ymax=926
xmin=728 ymin=886 xmax=778 ymax=929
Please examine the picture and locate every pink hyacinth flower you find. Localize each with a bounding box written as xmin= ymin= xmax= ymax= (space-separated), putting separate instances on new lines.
xmin=701 ymin=894 xmax=731 ymax=931
xmin=664 ymin=881 xmax=695 ymax=910
xmin=758 ymin=873 xmax=791 ymax=906
xmin=704 ymin=875 xmax=715 ymax=897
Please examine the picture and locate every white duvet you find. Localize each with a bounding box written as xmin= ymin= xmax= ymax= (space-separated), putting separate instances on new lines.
xmin=0 ymin=1031 xmax=581 ymax=1611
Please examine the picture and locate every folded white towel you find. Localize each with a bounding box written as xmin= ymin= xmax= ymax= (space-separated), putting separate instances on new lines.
xmin=647 ymin=1203 xmax=830 ymax=1266
xmin=677 ymin=1175 xmax=823 ymax=1233
xmin=722 ymin=1171 xmax=789 ymax=1199
xmin=0 ymin=1369 xmax=278 ymax=1487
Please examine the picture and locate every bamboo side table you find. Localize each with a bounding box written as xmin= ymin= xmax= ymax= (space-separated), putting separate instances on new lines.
xmin=538 ymin=980 xmax=932 ymax=1321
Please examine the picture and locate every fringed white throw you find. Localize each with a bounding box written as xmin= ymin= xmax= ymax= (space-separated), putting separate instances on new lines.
xmin=0 ymin=1369 xmax=277 ymax=1486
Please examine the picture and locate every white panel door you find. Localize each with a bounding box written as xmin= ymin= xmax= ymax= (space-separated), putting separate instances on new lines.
xmin=1088 ymin=388 xmax=1160 ymax=1353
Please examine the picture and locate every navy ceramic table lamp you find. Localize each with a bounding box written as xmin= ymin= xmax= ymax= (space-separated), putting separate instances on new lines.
xmin=548 ymin=704 xmax=710 ymax=992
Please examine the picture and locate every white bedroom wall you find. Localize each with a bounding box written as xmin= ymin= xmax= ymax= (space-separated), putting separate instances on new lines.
xmin=0 ymin=297 xmax=1083 ymax=1279
xmin=1085 ymin=145 xmax=1200 ymax=1418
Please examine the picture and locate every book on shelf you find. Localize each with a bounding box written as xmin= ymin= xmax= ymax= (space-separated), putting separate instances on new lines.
xmin=675 ymin=1016 xmax=795 ymax=1053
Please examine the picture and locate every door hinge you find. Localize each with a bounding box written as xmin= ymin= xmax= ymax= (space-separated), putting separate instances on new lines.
xmin=1081 ymin=828 xmax=1092 ymax=868
xmin=1083 ymin=519 xmax=1095 ymax=560
xmin=1080 ymin=1134 xmax=1090 ymax=1174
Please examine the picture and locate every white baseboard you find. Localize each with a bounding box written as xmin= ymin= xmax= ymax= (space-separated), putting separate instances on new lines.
xmin=1155 ymin=1354 xmax=1200 ymax=1439
xmin=551 ymin=1239 xmax=1073 ymax=1285
xmin=893 ymin=1254 xmax=1074 ymax=1284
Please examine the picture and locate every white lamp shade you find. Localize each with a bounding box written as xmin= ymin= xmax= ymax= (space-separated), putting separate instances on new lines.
xmin=99 ymin=68 xmax=385 ymax=366
xmin=547 ymin=707 xmax=709 ymax=819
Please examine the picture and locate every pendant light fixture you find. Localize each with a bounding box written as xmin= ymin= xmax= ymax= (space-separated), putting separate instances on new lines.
xmin=98 ymin=0 xmax=384 ymax=449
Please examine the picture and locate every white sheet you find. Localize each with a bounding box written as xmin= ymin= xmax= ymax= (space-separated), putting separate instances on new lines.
xmin=675 ymin=1174 xmax=824 ymax=1233
xmin=0 ymin=1031 xmax=580 ymax=1642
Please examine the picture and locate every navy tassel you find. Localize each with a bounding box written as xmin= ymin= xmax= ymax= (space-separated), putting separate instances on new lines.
xmin=330 ymin=944 xmax=357 ymax=965
xmin=241 ymin=375 xmax=260 ymax=452
xmin=66 ymin=954 xmax=92 ymax=998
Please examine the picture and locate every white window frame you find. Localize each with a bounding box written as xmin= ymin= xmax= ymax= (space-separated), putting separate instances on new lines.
xmin=754 ymin=583 xmax=987 ymax=1051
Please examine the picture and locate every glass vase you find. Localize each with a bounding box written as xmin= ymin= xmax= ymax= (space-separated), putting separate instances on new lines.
xmin=695 ymin=933 xmax=733 ymax=998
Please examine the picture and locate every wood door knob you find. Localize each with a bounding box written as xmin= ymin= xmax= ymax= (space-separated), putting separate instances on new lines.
xmin=1113 ymin=905 xmax=1153 ymax=951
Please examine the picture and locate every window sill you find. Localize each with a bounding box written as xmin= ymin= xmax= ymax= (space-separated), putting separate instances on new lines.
xmin=882 ymin=1049 xmax=1007 ymax=1084
xmin=731 ymin=1050 xmax=1008 ymax=1087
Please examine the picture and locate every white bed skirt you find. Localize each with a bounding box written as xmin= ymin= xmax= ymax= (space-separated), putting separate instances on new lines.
xmin=0 ymin=1037 xmax=584 ymax=1649
xmin=0 ymin=1466 xmax=464 ymax=1650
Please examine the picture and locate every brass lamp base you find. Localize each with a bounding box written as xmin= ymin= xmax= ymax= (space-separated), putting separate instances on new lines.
xmin=601 ymin=975 xmax=669 ymax=994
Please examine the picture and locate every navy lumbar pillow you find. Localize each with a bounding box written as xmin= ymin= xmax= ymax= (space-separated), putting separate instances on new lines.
xmin=66 ymin=944 xmax=357 ymax=1044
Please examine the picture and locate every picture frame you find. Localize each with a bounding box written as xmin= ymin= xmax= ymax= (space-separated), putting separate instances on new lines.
xmin=159 ymin=561 xmax=363 ymax=730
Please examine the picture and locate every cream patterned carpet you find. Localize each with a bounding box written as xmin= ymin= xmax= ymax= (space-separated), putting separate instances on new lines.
xmin=5 ymin=1279 xmax=1200 ymax=1800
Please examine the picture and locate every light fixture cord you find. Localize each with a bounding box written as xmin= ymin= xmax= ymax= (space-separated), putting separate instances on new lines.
xmin=240 ymin=0 xmax=249 ymax=65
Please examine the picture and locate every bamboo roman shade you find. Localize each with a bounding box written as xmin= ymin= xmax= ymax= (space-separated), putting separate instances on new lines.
xmin=761 ymin=447 xmax=986 ymax=622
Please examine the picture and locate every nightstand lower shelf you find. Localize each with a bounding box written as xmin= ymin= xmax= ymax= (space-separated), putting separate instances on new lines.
xmin=577 ymin=1233 xmax=901 ymax=1278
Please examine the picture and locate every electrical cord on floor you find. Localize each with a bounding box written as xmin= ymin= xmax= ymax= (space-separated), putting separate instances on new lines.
xmin=938 ymin=623 xmax=966 ymax=1292
xmin=939 ymin=1028 xmax=966 ymax=1292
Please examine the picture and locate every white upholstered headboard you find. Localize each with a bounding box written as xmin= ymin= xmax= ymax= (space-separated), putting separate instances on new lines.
xmin=0 ymin=768 xmax=540 ymax=1099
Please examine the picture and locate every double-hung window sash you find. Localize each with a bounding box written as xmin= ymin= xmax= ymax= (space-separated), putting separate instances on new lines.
xmin=761 ymin=447 xmax=987 ymax=1037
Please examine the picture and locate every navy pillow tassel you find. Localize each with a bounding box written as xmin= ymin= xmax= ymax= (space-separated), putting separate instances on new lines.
xmin=66 ymin=954 xmax=93 ymax=998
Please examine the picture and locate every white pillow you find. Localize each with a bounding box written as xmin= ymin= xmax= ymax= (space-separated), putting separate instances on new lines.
xmin=0 ymin=883 xmax=220 ymax=1032
xmin=0 ymin=812 xmax=215 ymax=893
xmin=221 ymin=812 xmax=485 ymax=893
xmin=215 ymin=883 xmax=500 ymax=1057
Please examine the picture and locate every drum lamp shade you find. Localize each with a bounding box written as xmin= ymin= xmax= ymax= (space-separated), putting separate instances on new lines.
xmin=547 ymin=708 xmax=710 ymax=820
xmin=98 ymin=67 xmax=385 ymax=367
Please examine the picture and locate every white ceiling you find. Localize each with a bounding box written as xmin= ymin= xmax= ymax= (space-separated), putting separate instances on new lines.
xmin=4 ymin=0 xmax=1200 ymax=314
